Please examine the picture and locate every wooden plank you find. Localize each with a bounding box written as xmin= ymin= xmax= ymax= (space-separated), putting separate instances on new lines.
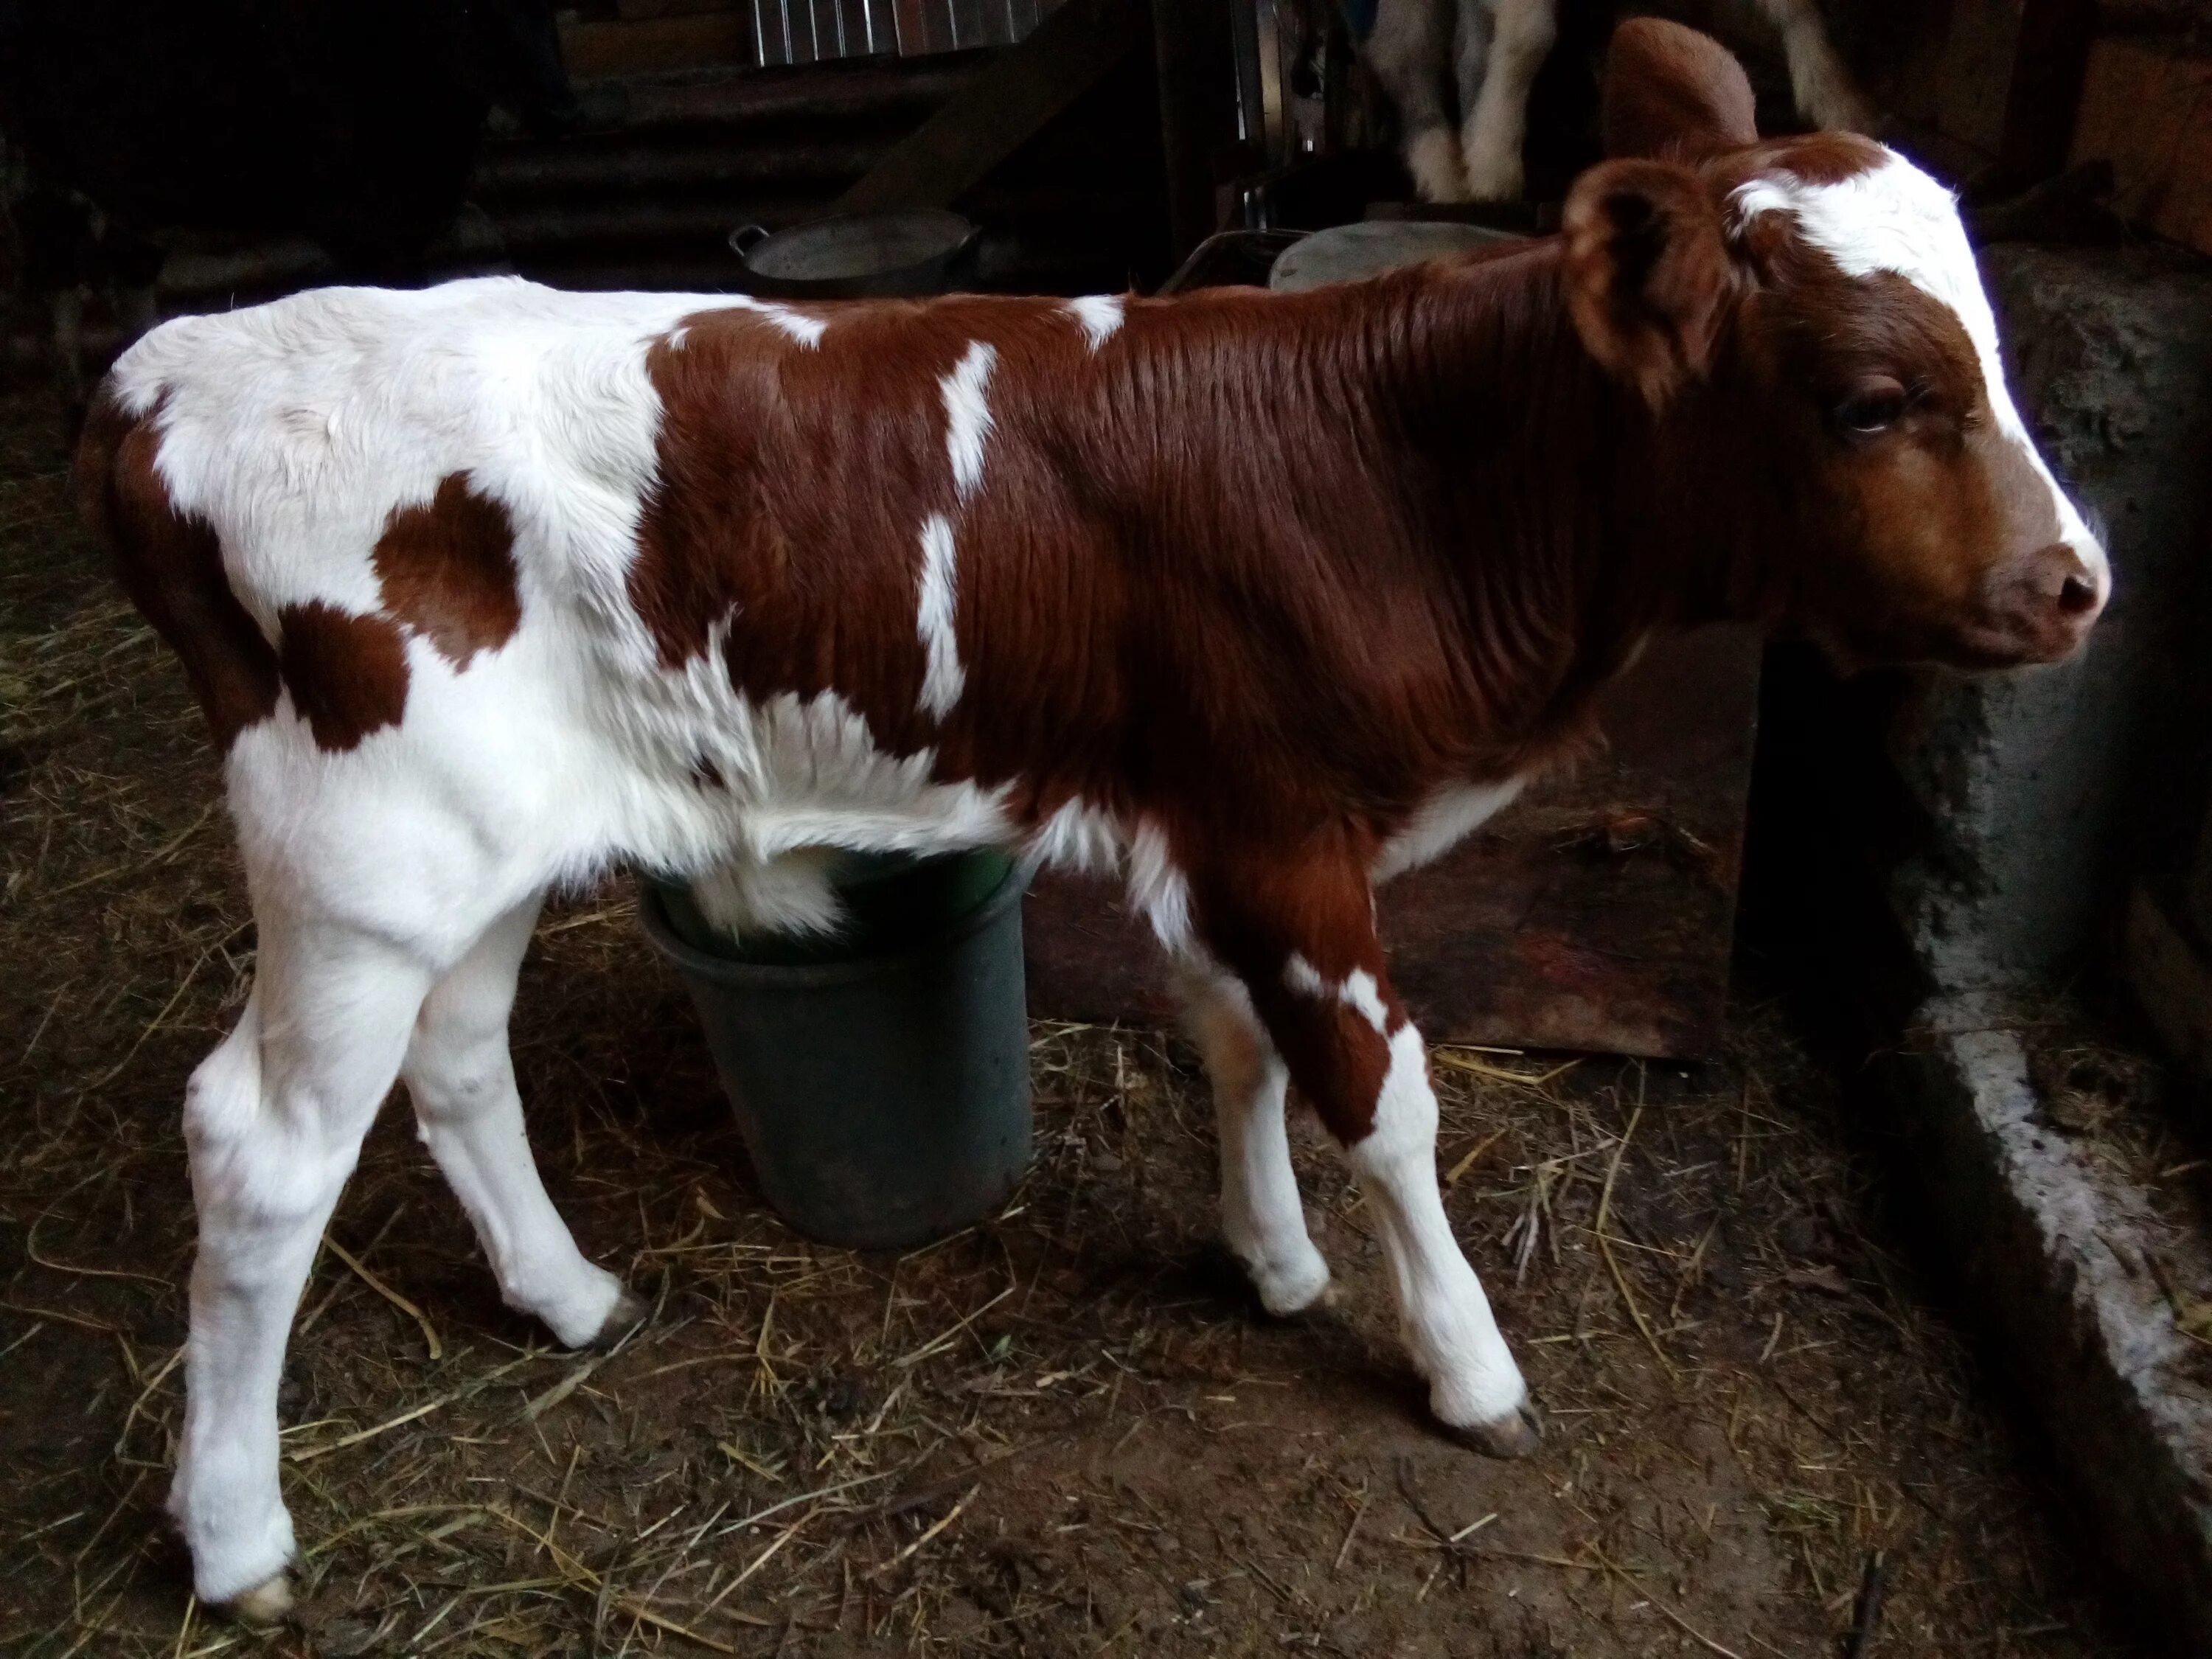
xmin=2190 ymin=807 xmax=2212 ymax=945
xmin=834 ymin=0 xmax=1146 ymax=212
xmin=2070 ymin=35 xmax=2212 ymax=257
xmin=560 ymin=12 xmax=757 ymax=76
xmin=614 ymin=0 xmax=742 ymax=22
xmin=1023 ymin=627 xmax=1762 ymax=1060
xmin=2127 ymin=880 xmax=2212 ymax=1082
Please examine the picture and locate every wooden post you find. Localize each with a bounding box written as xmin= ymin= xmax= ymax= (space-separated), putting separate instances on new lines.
xmin=2189 ymin=805 xmax=2212 ymax=947
xmin=1150 ymin=0 xmax=1237 ymax=265
xmin=835 ymin=0 xmax=1148 ymax=214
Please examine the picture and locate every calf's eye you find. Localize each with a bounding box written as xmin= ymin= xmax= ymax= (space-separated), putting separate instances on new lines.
xmin=1834 ymin=377 xmax=1909 ymax=436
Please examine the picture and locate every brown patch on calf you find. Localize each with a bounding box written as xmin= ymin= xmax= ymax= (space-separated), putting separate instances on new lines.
xmin=1188 ymin=843 xmax=1408 ymax=1144
xmin=75 ymin=387 xmax=280 ymax=751
xmin=276 ymin=601 xmax=410 ymax=751
xmin=372 ymin=473 xmax=521 ymax=668
xmin=632 ymin=304 xmax=983 ymax=750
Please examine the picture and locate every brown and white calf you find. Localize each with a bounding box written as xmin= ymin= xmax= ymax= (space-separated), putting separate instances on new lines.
xmin=76 ymin=21 xmax=2102 ymax=1621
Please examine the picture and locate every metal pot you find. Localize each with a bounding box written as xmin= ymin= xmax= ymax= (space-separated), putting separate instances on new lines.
xmin=727 ymin=209 xmax=980 ymax=301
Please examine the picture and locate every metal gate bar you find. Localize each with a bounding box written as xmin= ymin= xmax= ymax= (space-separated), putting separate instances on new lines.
xmin=746 ymin=0 xmax=1060 ymax=66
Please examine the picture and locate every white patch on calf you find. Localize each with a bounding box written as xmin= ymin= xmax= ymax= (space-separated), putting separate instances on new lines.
xmin=1350 ymin=1023 xmax=1528 ymax=1428
xmin=1283 ymin=953 xmax=1393 ymax=1035
xmin=690 ymin=846 xmax=846 ymax=938
xmin=1731 ymin=152 xmax=2108 ymax=594
xmin=1128 ymin=820 xmax=1192 ymax=952
xmin=908 ymin=340 xmax=997 ymax=722
xmin=1028 ymin=796 xmax=1123 ymax=874
xmin=720 ymin=294 xmax=826 ymax=348
xmin=1371 ymin=777 xmax=1525 ymax=883
xmin=916 ymin=513 xmax=964 ymax=720
xmin=941 ymin=340 xmax=997 ymax=503
xmin=1064 ymin=295 xmax=1124 ymax=352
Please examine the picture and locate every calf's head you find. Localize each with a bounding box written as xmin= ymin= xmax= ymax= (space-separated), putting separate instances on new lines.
xmin=1559 ymin=19 xmax=2107 ymax=672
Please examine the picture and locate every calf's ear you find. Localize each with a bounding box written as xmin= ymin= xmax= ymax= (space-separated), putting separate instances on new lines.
xmin=1562 ymin=158 xmax=1733 ymax=411
xmin=1602 ymin=18 xmax=1758 ymax=161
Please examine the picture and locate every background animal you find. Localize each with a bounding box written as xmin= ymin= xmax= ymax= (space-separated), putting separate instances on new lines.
xmin=75 ymin=21 xmax=2100 ymax=1622
xmin=1353 ymin=0 xmax=1874 ymax=201
xmin=0 ymin=0 xmax=580 ymax=423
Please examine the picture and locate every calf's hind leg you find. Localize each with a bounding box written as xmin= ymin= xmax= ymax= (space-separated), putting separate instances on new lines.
xmin=402 ymin=894 xmax=643 ymax=1350
xmin=1189 ymin=851 xmax=1539 ymax=1456
xmin=168 ymin=915 xmax=437 ymax=1618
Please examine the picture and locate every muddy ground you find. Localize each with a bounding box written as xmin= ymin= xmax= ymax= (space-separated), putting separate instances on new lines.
xmin=0 ymin=379 xmax=2144 ymax=1657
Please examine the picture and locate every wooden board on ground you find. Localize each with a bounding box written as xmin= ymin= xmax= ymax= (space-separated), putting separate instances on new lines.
xmin=1024 ymin=625 xmax=1762 ymax=1060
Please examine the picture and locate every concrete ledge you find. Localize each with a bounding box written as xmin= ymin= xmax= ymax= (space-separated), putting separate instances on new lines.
xmin=1883 ymin=998 xmax=2212 ymax=1646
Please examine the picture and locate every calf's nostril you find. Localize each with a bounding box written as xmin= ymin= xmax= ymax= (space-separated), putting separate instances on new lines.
xmin=2059 ymin=574 xmax=2098 ymax=616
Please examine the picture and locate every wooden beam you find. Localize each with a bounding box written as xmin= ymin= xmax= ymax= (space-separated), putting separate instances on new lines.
xmin=834 ymin=0 xmax=1148 ymax=214
xmin=1997 ymin=0 xmax=2098 ymax=187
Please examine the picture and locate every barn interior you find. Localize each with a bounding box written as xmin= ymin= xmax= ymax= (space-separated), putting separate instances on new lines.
xmin=4 ymin=1 xmax=2212 ymax=1655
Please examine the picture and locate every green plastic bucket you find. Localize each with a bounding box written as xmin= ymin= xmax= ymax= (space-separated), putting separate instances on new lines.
xmin=640 ymin=852 xmax=1033 ymax=1251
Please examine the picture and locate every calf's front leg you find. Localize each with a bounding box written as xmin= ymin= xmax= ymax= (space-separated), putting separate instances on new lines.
xmin=1188 ymin=854 xmax=1539 ymax=1455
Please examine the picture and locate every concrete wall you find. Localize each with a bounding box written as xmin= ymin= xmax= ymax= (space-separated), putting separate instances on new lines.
xmin=1885 ymin=243 xmax=2212 ymax=993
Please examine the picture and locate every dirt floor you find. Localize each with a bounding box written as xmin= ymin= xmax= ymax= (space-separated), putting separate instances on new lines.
xmin=0 ymin=377 xmax=2149 ymax=1658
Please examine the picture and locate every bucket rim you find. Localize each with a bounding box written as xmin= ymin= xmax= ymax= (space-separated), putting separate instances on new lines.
xmin=638 ymin=856 xmax=1029 ymax=989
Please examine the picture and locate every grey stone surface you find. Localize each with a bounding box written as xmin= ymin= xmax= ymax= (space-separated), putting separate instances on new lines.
xmin=1868 ymin=243 xmax=2212 ymax=1648
xmin=1268 ymin=220 xmax=1525 ymax=292
xmin=1891 ymin=1001 xmax=2212 ymax=1647
xmin=1886 ymin=245 xmax=2212 ymax=991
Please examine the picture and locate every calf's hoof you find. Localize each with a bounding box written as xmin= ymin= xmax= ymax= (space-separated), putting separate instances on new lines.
xmin=226 ymin=1573 xmax=294 ymax=1627
xmin=1446 ymin=1399 xmax=1544 ymax=1460
xmin=1236 ymin=1241 xmax=1335 ymax=1318
xmin=591 ymin=1287 xmax=650 ymax=1349
xmin=1404 ymin=128 xmax=1470 ymax=204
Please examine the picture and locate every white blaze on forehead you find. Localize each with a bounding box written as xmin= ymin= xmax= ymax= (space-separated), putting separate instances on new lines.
xmin=1731 ymin=150 xmax=2107 ymax=590
xmin=916 ymin=513 xmax=964 ymax=719
xmin=941 ymin=340 xmax=997 ymax=501
xmin=1065 ymin=294 xmax=1124 ymax=351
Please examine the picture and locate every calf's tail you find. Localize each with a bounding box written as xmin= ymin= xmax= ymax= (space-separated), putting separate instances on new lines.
xmin=74 ymin=380 xmax=281 ymax=753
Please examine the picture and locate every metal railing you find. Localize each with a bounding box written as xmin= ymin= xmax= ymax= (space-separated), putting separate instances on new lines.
xmin=745 ymin=0 xmax=1061 ymax=66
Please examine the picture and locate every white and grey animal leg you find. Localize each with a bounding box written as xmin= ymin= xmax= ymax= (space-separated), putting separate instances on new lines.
xmin=1177 ymin=963 xmax=1332 ymax=1315
xmin=167 ymin=916 xmax=436 ymax=1621
xmin=403 ymin=894 xmax=641 ymax=1351
xmin=1368 ymin=0 xmax=1470 ymax=202
xmin=1752 ymin=0 xmax=1875 ymax=131
xmin=1458 ymin=0 xmax=1555 ymax=201
xmin=48 ymin=285 xmax=86 ymax=419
